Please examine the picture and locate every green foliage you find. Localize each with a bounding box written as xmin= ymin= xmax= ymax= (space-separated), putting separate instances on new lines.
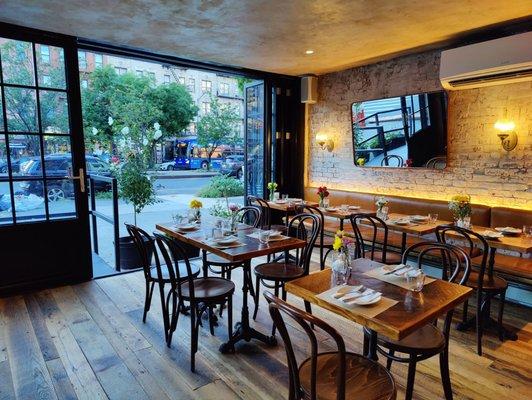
xmin=236 ymin=77 xmax=253 ymax=94
xmin=197 ymin=174 xmax=244 ymax=198
xmin=116 ymin=153 xmax=156 ymax=224
xmin=196 ymin=97 xmax=241 ymax=169
xmin=81 ymin=66 xmax=198 ymax=155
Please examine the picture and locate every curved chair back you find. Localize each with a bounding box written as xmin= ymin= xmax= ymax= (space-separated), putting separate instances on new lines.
xmin=435 ymin=224 xmax=490 ymax=286
xmin=286 ymin=213 xmax=320 ymax=274
xmin=296 ymin=204 xmax=326 ymax=248
xmin=234 ymin=205 xmax=262 ymax=228
xmin=153 ymin=232 xmax=196 ymax=301
xmin=349 ymin=213 xmax=390 ymax=262
xmin=125 ymin=223 xmax=159 ymax=280
xmin=381 ymin=155 xmax=404 ymax=167
xmin=265 ymin=291 xmax=347 ymax=400
xmin=247 ymin=195 xmax=273 ymax=229
xmin=402 ymin=241 xmax=471 ymax=285
xmin=425 ymin=156 xmax=447 ymax=169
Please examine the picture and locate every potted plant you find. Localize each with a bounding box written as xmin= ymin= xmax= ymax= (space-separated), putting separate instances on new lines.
xmin=449 ymin=194 xmax=472 ymax=228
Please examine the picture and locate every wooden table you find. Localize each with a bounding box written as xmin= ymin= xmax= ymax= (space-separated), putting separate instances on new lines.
xmin=156 ymin=222 xmax=306 ymax=353
xmin=285 ymin=258 xmax=472 ymax=359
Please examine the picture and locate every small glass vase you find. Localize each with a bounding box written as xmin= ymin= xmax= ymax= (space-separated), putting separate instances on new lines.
xmin=331 ymin=252 xmax=350 ymax=286
xmin=376 ymin=206 xmax=389 ymax=220
xmin=189 ymin=209 xmax=201 ymax=223
xmin=455 ymin=216 xmax=471 ymax=229
xmin=269 ymin=191 xmax=275 ymax=202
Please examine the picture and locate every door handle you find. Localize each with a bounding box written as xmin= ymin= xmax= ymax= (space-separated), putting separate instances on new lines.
xmin=67 ymin=167 xmax=86 ymax=193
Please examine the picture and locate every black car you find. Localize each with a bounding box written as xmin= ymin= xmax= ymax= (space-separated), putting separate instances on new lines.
xmin=19 ymin=155 xmax=112 ymax=201
xmin=220 ymin=155 xmax=244 ymax=179
xmin=0 ymin=156 xmax=32 ymax=174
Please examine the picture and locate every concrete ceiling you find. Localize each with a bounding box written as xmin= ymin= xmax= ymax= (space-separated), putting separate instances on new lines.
xmin=0 ymin=0 xmax=531 ymax=75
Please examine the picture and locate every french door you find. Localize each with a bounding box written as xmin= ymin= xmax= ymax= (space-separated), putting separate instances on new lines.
xmin=0 ymin=25 xmax=91 ymax=294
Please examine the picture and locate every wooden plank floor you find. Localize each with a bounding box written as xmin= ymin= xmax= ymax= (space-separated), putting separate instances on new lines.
xmin=0 ymin=255 xmax=531 ymax=399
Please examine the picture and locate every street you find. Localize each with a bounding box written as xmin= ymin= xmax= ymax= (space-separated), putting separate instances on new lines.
xmin=153 ymin=176 xmax=213 ymax=195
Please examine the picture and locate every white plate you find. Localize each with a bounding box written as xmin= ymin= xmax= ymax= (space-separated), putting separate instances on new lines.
xmin=350 ymin=293 xmax=382 ymax=306
xmin=269 ymin=231 xmax=282 ymax=238
xmin=410 ymin=215 xmax=429 ymax=222
xmin=481 ymin=230 xmax=503 ymax=239
xmin=494 ymin=227 xmax=521 ymax=235
xmin=275 ymin=200 xmax=287 ymax=204
xmin=348 ymin=205 xmax=361 ymax=210
xmin=176 ymin=224 xmax=197 ymax=231
xmin=325 ymin=207 xmax=338 ymax=212
xmin=215 ymin=236 xmax=239 ymax=245
xmin=392 ymin=220 xmax=410 ymax=226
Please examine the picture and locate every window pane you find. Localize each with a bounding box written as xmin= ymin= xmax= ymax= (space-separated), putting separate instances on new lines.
xmin=47 ymin=178 xmax=76 ymax=219
xmin=13 ymin=180 xmax=46 ymax=222
xmin=8 ymin=134 xmax=41 ymax=177
xmin=36 ymin=44 xmax=66 ymax=89
xmin=0 ymin=38 xmax=35 ymax=86
xmin=4 ymin=87 xmax=38 ymax=132
xmin=40 ymin=90 xmax=70 ymax=134
xmin=0 ymin=91 xmax=4 ymax=131
xmin=0 ymin=181 xmax=13 ymax=224
xmin=43 ymin=136 xmax=71 ymax=178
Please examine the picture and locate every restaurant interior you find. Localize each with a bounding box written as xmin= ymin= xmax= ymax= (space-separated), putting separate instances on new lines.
xmin=0 ymin=1 xmax=530 ymax=399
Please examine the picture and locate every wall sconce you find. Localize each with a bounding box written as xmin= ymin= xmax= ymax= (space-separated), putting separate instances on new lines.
xmin=315 ymin=132 xmax=334 ymax=152
xmin=494 ymin=119 xmax=517 ymax=151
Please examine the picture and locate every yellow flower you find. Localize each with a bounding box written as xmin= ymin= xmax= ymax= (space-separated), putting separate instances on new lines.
xmin=451 ymin=194 xmax=470 ymax=203
xmin=333 ymin=236 xmax=343 ymax=251
xmin=189 ymin=199 xmax=203 ymax=209
xmin=336 ymin=230 xmax=345 ymax=238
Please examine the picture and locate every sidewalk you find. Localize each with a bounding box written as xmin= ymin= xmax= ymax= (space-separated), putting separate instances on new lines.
xmin=148 ymin=170 xmax=219 ymax=179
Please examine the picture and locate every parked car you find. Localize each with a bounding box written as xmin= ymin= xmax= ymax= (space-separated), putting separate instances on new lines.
xmin=0 ymin=156 xmax=32 ymax=174
xmin=19 ymin=155 xmax=112 ymax=201
xmin=156 ymin=161 xmax=176 ymax=171
xmin=220 ymin=155 xmax=244 ymax=179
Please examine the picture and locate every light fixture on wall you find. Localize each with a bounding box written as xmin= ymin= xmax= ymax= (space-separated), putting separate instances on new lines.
xmin=316 ymin=132 xmax=334 ymax=152
xmin=494 ymin=118 xmax=517 ymax=151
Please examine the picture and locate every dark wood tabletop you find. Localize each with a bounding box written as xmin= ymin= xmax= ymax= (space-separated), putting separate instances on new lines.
xmin=156 ymin=222 xmax=306 ymax=262
xmin=285 ymin=258 xmax=472 ymax=341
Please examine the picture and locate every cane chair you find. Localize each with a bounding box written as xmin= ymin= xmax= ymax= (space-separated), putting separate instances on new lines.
xmin=296 ymin=204 xmax=334 ymax=270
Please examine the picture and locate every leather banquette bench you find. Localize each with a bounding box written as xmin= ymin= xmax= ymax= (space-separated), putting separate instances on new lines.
xmin=303 ymin=187 xmax=532 ymax=287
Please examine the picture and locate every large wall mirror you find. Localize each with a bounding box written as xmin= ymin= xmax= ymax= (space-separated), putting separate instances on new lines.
xmin=351 ymin=90 xmax=448 ymax=168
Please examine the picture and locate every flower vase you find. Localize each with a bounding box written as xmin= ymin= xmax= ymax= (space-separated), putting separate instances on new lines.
xmin=269 ymin=192 xmax=275 ymax=202
xmin=331 ymin=252 xmax=350 ymax=286
xmin=319 ymin=198 xmax=324 ymax=208
xmin=455 ymin=216 xmax=471 ymax=229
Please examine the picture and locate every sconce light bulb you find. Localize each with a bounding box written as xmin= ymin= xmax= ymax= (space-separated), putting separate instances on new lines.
xmin=494 ymin=120 xmax=515 ymax=132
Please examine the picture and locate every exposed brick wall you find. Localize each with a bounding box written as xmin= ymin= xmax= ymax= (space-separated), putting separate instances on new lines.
xmin=307 ymin=50 xmax=532 ymax=209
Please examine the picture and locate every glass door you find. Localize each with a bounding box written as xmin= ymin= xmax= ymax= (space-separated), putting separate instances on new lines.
xmin=244 ymin=81 xmax=265 ymax=198
xmin=0 ymin=27 xmax=91 ymax=293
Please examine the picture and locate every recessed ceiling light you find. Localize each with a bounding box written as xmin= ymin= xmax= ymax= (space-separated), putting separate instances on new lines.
xmin=305 ymin=49 xmax=314 ymax=55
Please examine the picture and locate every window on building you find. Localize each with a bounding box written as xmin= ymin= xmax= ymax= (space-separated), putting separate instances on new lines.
xmin=219 ymin=82 xmax=229 ymax=96
xmin=178 ymin=76 xmax=185 ymax=85
xmin=78 ymin=51 xmax=87 ymax=69
xmin=135 ymin=70 xmax=143 ymax=77
xmin=94 ymin=53 xmax=103 ymax=69
xmin=187 ymin=78 xmax=195 ymax=92
xmin=115 ymin=67 xmax=127 ymax=75
xmin=81 ymin=79 xmax=88 ymax=89
xmin=148 ymin=72 xmax=156 ymax=81
xmin=201 ymin=101 xmax=211 ymax=114
xmin=188 ymin=122 xmax=196 ymax=133
xmin=164 ymin=74 xmax=171 ymax=84
xmin=201 ymin=80 xmax=212 ymax=93
xmin=42 ymin=74 xmax=51 ymax=86
xmin=40 ymin=45 xmax=50 ymax=64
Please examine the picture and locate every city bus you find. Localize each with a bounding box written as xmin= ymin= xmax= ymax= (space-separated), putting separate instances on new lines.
xmin=174 ymin=137 xmax=241 ymax=170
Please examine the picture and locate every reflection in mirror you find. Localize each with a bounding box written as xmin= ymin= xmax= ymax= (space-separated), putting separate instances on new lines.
xmin=351 ymin=91 xmax=447 ymax=168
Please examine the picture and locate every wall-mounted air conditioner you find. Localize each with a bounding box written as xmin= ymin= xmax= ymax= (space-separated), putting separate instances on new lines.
xmin=440 ymin=31 xmax=532 ymax=90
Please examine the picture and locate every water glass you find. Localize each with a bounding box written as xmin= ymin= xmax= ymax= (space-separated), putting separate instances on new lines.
xmin=377 ymin=206 xmax=389 ymax=221
xmin=212 ymin=227 xmax=224 ymax=241
xmin=406 ymin=269 xmax=426 ymax=292
xmin=323 ymin=198 xmax=330 ymax=208
xmin=340 ymin=204 xmax=349 ymax=213
xmin=258 ymin=230 xmax=271 ymax=244
xmin=523 ymin=225 xmax=532 ymax=238
xmin=282 ymin=194 xmax=289 ymax=200
xmin=273 ymin=192 xmax=280 ymax=200
xmin=428 ymin=213 xmax=439 ymax=224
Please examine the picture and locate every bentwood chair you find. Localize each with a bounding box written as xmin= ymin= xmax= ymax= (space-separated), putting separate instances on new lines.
xmin=203 ymin=205 xmax=261 ymax=316
xmin=265 ymin=291 xmax=396 ymax=400
xmin=436 ymin=225 xmax=507 ymax=356
xmin=248 ymin=195 xmax=287 ymax=233
xmin=365 ymin=242 xmax=471 ymax=400
xmin=125 ymin=224 xmax=200 ymax=331
xmin=154 ymin=232 xmax=235 ymax=372
xmin=381 ymin=154 xmax=404 ymax=167
xmin=350 ymin=213 xmax=402 ymax=264
xmin=253 ymin=213 xmax=320 ymax=331
xmin=296 ymin=204 xmax=335 ymax=270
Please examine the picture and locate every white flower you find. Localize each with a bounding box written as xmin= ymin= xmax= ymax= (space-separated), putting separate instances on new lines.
xmin=91 ymin=127 xmax=98 ymax=135
xmin=142 ymin=138 xmax=148 ymax=146
xmin=153 ymin=129 xmax=162 ymax=140
xmin=121 ymin=126 xmax=130 ymax=135
xmin=153 ymin=122 xmax=160 ymax=130
xmin=108 ymin=116 xmax=114 ymax=125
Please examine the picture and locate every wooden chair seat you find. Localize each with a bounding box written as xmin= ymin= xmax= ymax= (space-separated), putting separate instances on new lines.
xmin=376 ymin=324 xmax=445 ymax=354
xmin=371 ymin=250 xmax=402 ymax=265
xmin=462 ymin=271 xmax=508 ymax=292
xmin=298 ymin=352 xmax=396 ymax=400
xmin=254 ymin=263 xmax=305 ymax=282
xmin=180 ymin=277 xmax=235 ymax=300
xmin=472 ymin=253 xmax=532 ymax=281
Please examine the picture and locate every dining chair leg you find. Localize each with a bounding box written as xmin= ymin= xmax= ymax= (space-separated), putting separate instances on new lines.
xmin=440 ymin=347 xmax=453 ymax=400
xmin=272 ymin=282 xmax=280 ymax=336
xmin=303 ymin=300 xmax=314 ymax=330
xmin=362 ymin=331 xmax=369 ymax=357
xmin=143 ymin=280 xmax=155 ymax=323
xmin=497 ymin=290 xmax=507 ymax=341
xmin=461 ymin=298 xmax=469 ymax=325
xmin=253 ymin=275 xmax=261 ymax=320
xmin=476 ymin=291 xmax=484 ymax=356
xmin=320 ymin=246 xmax=325 ymax=270
xmin=167 ymin=292 xmax=179 ymax=347
xmin=386 ymin=350 xmax=394 ymax=370
xmin=208 ymin=306 xmax=215 ymax=336
xmin=405 ymin=356 xmax=417 ymax=400
xmin=190 ymin=304 xmax=198 ymax=372
xmin=227 ymin=295 xmax=233 ymax=340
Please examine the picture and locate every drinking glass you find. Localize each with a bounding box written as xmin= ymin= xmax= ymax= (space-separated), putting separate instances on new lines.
xmin=212 ymin=227 xmax=224 ymax=241
xmin=258 ymin=230 xmax=271 ymax=244
xmin=340 ymin=204 xmax=349 ymax=213
xmin=428 ymin=213 xmax=439 ymax=224
xmin=323 ymin=198 xmax=330 ymax=208
xmin=282 ymin=194 xmax=289 ymax=200
xmin=406 ymin=269 xmax=426 ymax=292
xmin=379 ymin=206 xmax=389 ymax=221
xmin=273 ymin=192 xmax=280 ymax=201
xmin=523 ymin=225 xmax=532 ymax=238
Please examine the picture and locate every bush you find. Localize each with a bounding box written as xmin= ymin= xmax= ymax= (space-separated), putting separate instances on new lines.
xmin=197 ymin=174 xmax=244 ymax=198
